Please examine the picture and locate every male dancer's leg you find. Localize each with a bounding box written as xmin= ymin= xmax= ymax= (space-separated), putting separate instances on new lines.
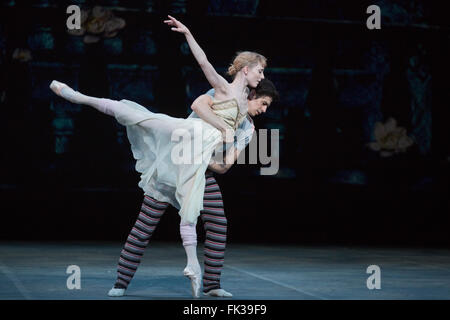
xmin=200 ymin=171 xmax=231 ymax=296
xmin=113 ymin=195 xmax=169 ymax=290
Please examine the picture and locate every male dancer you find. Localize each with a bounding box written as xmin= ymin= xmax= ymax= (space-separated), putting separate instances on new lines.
xmin=108 ymin=79 xmax=279 ymax=298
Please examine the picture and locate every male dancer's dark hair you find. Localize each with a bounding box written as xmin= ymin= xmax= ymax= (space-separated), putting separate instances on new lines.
xmin=253 ymin=78 xmax=279 ymax=102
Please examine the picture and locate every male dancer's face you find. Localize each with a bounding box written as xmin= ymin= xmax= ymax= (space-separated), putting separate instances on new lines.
xmin=247 ymin=92 xmax=272 ymax=117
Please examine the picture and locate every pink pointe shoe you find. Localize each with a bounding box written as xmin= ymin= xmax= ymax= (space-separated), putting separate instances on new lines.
xmin=183 ymin=265 xmax=201 ymax=298
xmin=49 ymin=80 xmax=69 ymax=97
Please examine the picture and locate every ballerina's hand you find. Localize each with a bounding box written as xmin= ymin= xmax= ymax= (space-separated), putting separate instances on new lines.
xmin=164 ymin=15 xmax=189 ymax=34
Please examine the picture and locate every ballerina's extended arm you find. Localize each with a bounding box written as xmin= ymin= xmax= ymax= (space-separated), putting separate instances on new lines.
xmin=164 ymin=15 xmax=229 ymax=95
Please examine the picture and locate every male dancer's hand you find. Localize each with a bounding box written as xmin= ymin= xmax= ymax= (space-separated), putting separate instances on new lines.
xmin=164 ymin=15 xmax=190 ymax=35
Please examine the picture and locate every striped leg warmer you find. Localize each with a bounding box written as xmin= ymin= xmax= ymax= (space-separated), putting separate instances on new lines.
xmin=201 ymin=172 xmax=228 ymax=293
xmin=113 ymin=195 xmax=169 ymax=289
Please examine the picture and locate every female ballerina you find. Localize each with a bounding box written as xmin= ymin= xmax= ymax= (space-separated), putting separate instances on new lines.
xmin=49 ymin=15 xmax=266 ymax=297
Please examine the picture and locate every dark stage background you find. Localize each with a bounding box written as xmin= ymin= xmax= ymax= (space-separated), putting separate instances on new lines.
xmin=0 ymin=0 xmax=448 ymax=246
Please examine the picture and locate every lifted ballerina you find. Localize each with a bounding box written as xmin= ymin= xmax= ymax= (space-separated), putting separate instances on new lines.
xmin=50 ymin=15 xmax=275 ymax=298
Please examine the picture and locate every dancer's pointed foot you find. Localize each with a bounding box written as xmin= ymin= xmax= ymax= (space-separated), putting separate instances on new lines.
xmin=204 ymin=288 xmax=233 ymax=298
xmin=49 ymin=80 xmax=82 ymax=104
xmin=49 ymin=80 xmax=69 ymax=96
xmin=183 ymin=265 xmax=201 ymax=298
xmin=107 ymin=286 xmax=126 ymax=297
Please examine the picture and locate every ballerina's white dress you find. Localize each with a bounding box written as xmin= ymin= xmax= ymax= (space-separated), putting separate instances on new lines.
xmin=115 ymin=97 xmax=246 ymax=224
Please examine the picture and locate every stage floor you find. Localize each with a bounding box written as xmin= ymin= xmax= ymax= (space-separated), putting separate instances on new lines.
xmin=0 ymin=241 xmax=449 ymax=300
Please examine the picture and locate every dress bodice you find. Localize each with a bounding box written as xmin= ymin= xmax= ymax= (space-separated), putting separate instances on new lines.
xmin=211 ymin=98 xmax=247 ymax=130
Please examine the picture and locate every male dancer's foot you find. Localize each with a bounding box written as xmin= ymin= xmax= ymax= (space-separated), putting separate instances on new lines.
xmin=107 ymin=285 xmax=126 ymax=297
xmin=204 ymin=288 xmax=233 ymax=298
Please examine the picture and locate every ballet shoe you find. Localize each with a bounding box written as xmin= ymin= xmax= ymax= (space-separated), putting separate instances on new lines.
xmin=49 ymin=80 xmax=69 ymax=97
xmin=183 ymin=265 xmax=202 ymax=298
xmin=49 ymin=80 xmax=82 ymax=104
xmin=107 ymin=287 xmax=126 ymax=297
xmin=203 ymin=288 xmax=233 ymax=298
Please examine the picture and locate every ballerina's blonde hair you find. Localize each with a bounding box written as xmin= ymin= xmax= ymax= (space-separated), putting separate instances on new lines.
xmin=227 ymin=51 xmax=267 ymax=78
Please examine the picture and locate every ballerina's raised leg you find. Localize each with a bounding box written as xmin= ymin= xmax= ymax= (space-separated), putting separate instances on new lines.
xmin=50 ymin=80 xmax=125 ymax=117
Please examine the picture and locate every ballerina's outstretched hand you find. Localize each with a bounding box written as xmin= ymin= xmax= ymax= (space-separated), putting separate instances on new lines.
xmin=163 ymin=15 xmax=229 ymax=95
xmin=164 ymin=15 xmax=190 ymax=35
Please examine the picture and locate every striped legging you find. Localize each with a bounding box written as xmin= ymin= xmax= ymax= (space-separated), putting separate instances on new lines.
xmin=114 ymin=171 xmax=227 ymax=293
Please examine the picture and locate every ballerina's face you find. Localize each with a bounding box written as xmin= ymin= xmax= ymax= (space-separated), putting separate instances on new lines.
xmin=247 ymin=95 xmax=272 ymax=117
xmin=244 ymin=62 xmax=265 ymax=88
